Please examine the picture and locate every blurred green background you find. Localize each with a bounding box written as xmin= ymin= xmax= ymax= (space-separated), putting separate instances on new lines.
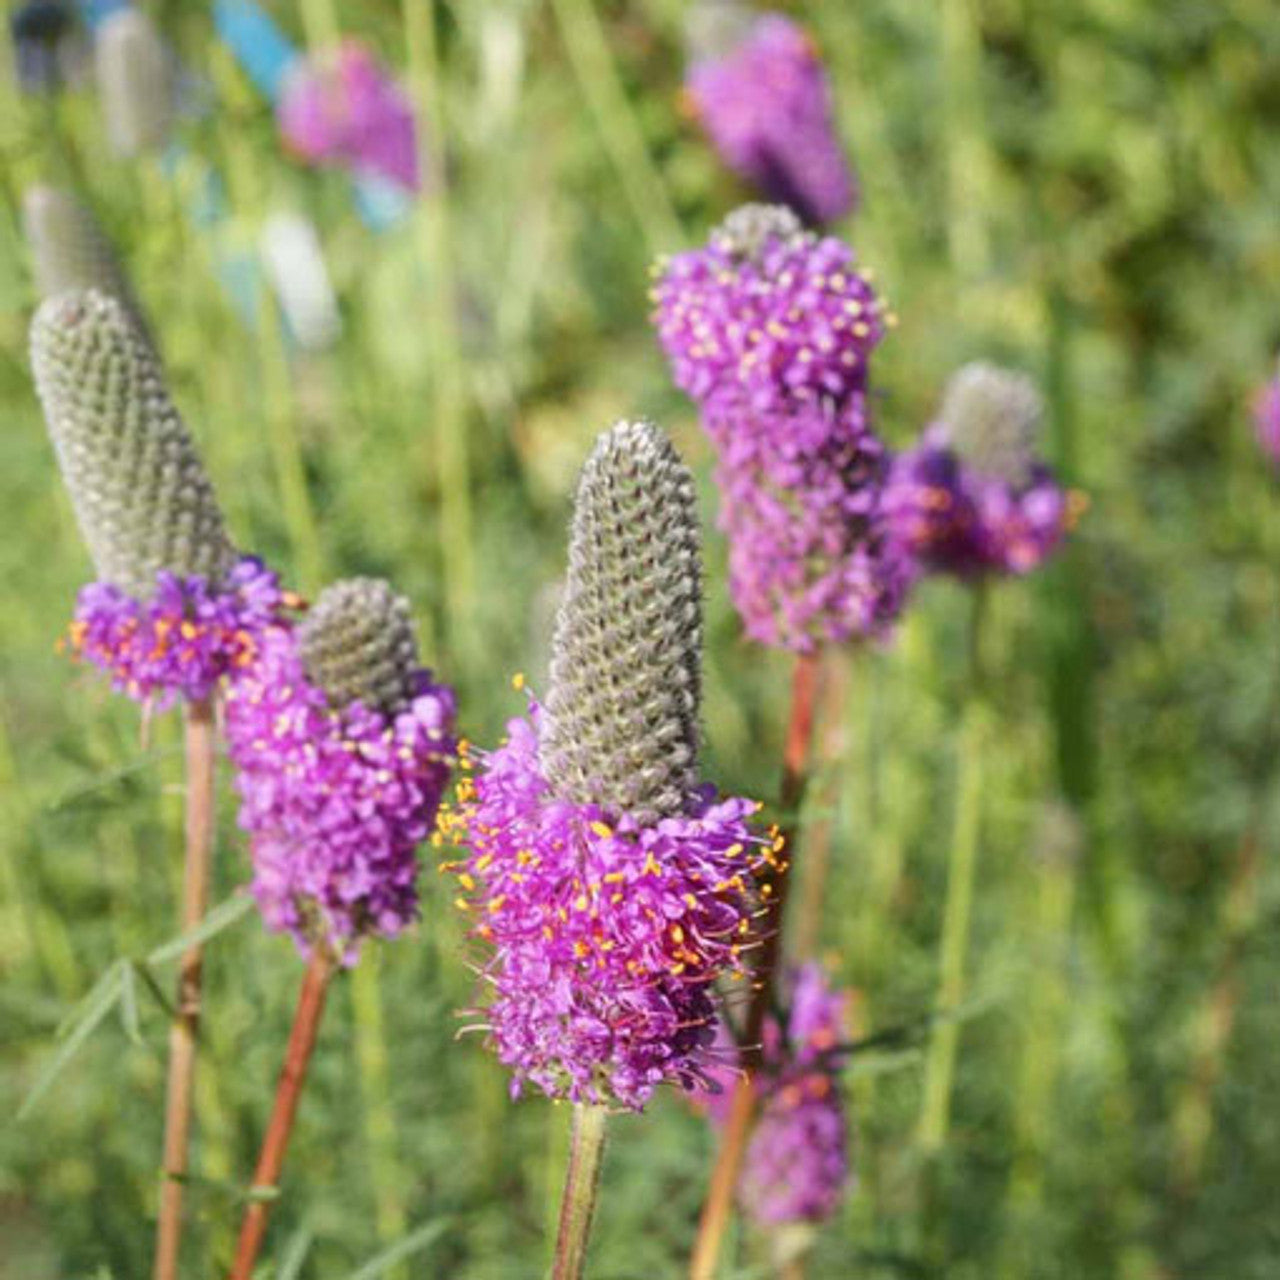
xmin=2 ymin=1 xmax=1279 ymax=1276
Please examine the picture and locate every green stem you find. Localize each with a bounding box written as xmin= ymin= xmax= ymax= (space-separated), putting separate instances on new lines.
xmin=403 ymin=0 xmax=475 ymax=649
xmin=918 ymin=587 xmax=988 ymax=1155
xmin=552 ymin=1103 xmax=609 ymax=1280
xmin=549 ymin=0 xmax=682 ymax=256
xmin=351 ymin=954 xmax=410 ymax=1272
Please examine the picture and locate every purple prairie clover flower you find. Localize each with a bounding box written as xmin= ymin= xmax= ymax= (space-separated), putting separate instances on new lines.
xmin=440 ymin=709 xmax=773 ymax=1110
xmin=1254 ymin=372 xmax=1280 ymax=470
xmin=695 ymin=963 xmax=853 ymax=1226
xmin=883 ymin=363 xmax=1080 ymax=578
xmin=685 ymin=12 xmax=856 ymax=226
xmin=279 ymin=42 xmax=420 ymax=191
xmin=652 ymin=207 xmax=909 ymax=649
xmin=711 ymin=401 xmax=914 ymax=650
xmin=68 ymin=557 xmax=285 ymax=707
xmin=224 ymin=579 xmax=456 ymax=962
xmin=652 ymin=204 xmax=888 ymax=414
xmin=440 ymin=421 xmax=776 ymax=1109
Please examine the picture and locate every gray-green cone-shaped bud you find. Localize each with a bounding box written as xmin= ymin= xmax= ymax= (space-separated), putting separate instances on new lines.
xmin=30 ymin=290 xmax=236 ymax=597
xmin=541 ymin=420 xmax=703 ymax=824
xmin=299 ymin=578 xmax=420 ymax=715
xmin=22 ymin=186 xmax=149 ymax=339
xmin=942 ymin=361 xmax=1044 ymax=488
xmin=95 ymin=9 xmax=173 ymax=156
xmin=712 ymin=203 xmax=805 ymax=260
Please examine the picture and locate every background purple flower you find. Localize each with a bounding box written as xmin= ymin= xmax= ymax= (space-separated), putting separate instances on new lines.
xmin=695 ymin=962 xmax=853 ymax=1225
xmin=883 ymin=365 xmax=1077 ymax=578
xmin=279 ymin=41 xmax=420 ymax=191
xmin=224 ymin=617 xmax=455 ymax=963
xmin=652 ymin=205 xmax=910 ymax=649
xmin=686 ymin=13 xmax=856 ymax=225
xmin=1254 ymin=373 xmax=1280 ymax=470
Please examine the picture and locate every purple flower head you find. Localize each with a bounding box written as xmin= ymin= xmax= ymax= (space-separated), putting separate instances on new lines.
xmin=224 ymin=580 xmax=456 ymax=963
xmin=67 ymin=557 xmax=285 ymax=707
xmin=883 ymin=364 xmax=1078 ymax=578
xmin=441 ymin=422 xmax=774 ymax=1109
xmin=685 ymin=12 xmax=856 ymax=225
xmin=652 ymin=209 xmax=909 ymax=649
xmin=694 ymin=962 xmax=853 ymax=1225
xmin=711 ymin=399 xmax=915 ymax=650
xmin=279 ymin=41 xmax=420 ymax=191
xmin=1254 ymin=372 xmax=1280 ymax=471
xmin=652 ymin=204 xmax=887 ymax=414
xmin=441 ymin=709 xmax=771 ymax=1110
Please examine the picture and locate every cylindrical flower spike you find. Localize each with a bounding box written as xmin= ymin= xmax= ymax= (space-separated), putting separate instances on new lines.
xmin=883 ymin=361 xmax=1075 ymax=577
xmin=685 ymin=10 xmax=856 ymax=226
xmin=696 ymin=963 xmax=853 ymax=1226
xmin=541 ymin=421 xmax=702 ymax=825
xmin=95 ymin=8 xmax=174 ymax=156
xmin=30 ymin=290 xmax=280 ymax=705
xmin=652 ymin=205 xmax=911 ymax=650
xmin=443 ymin=421 xmax=772 ymax=1110
xmin=22 ymin=186 xmax=149 ymax=337
xmin=225 ymin=578 xmax=456 ymax=962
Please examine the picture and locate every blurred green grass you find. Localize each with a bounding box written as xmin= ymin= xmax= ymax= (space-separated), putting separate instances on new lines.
xmin=1 ymin=1 xmax=1279 ymax=1276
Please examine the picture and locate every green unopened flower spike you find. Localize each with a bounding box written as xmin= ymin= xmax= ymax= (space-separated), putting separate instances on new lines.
xmin=22 ymin=187 xmax=148 ymax=338
xmin=31 ymin=289 xmax=234 ymax=596
xmin=95 ymin=8 xmax=173 ymax=157
xmin=299 ymin=577 xmax=421 ymax=715
xmin=541 ymin=419 xmax=703 ymax=825
xmin=941 ymin=361 xmax=1045 ymax=488
xmin=31 ymin=290 xmax=284 ymax=707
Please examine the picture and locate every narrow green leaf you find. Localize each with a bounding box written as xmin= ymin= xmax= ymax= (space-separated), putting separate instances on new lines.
xmin=342 ymin=1220 xmax=451 ymax=1280
xmin=118 ymin=962 xmax=143 ymax=1046
xmin=146 ymin=894 xmax=253 ymax=966
xmin=19 ymin=962 xmax=125 ymax=1119
xmin=130 ymin=960 xmax=176 ymax=1023
xmin=276 ymin=1220 xmax=315 ymax=1280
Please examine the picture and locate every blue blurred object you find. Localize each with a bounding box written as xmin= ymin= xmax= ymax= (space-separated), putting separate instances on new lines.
xmin=76 ymin=0 xmax=129 ymax=31
xmin=212 ymin=0 xmax=298 ymax=101
xmin=351 ymin=174 xmax=414 ymax=233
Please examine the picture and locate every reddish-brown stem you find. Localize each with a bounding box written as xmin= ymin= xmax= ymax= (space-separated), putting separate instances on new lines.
xmin=153 ymin=696 xmax=216 ymax=1280
xmin=230 ymin=951 xmax=336 ymax=1280
xmin=690 ymin=650 xmax=822 ymax=1280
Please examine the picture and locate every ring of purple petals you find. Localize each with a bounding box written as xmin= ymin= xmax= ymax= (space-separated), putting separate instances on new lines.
xmin=439 ymin=705 xmax=784 ymax=1112
xmin=65 ymin=556 xmax=287 ymax=706
xmin=224 ymin=622 xmax=456 ymax=964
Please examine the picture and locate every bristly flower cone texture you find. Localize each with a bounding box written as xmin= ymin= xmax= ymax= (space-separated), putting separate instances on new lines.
xmin=22 ymin=186 xmax=149 ymax=339
xmin=443 ymin=421 xmax=772 ymax=1109
xmin=31 ymin=289 xmax=235 ymax=598
xmin=299 ymin=577 xmax=420 ymax=716
xmin=225 ymin=577 xmax=456 ymax=961
xmin=541 ymin=420 xmax=702 ymax=825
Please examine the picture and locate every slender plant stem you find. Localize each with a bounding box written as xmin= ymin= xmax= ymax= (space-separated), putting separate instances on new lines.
xmin=549 ymin=0 xmax=683 ymax=256
xmin=794 ymin=649 xmax=857 ymax=958
xmin=403 ymin=0 xmax=475 ymax=647
xmin=230 ymin=950 xmax=336 ymax=1280
xmin=552 ymin=1103 xmax=609 ymax=1280
xmin=690 ymin=650 xmax=822 ymax=1280
xmin=153 ymin=696 xmax=217 ymax=1280
xmin=918 ymin=588 xmax=988 ymax=1156
xmin=1173 ymin=567 xmax=1280 ymax=1186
